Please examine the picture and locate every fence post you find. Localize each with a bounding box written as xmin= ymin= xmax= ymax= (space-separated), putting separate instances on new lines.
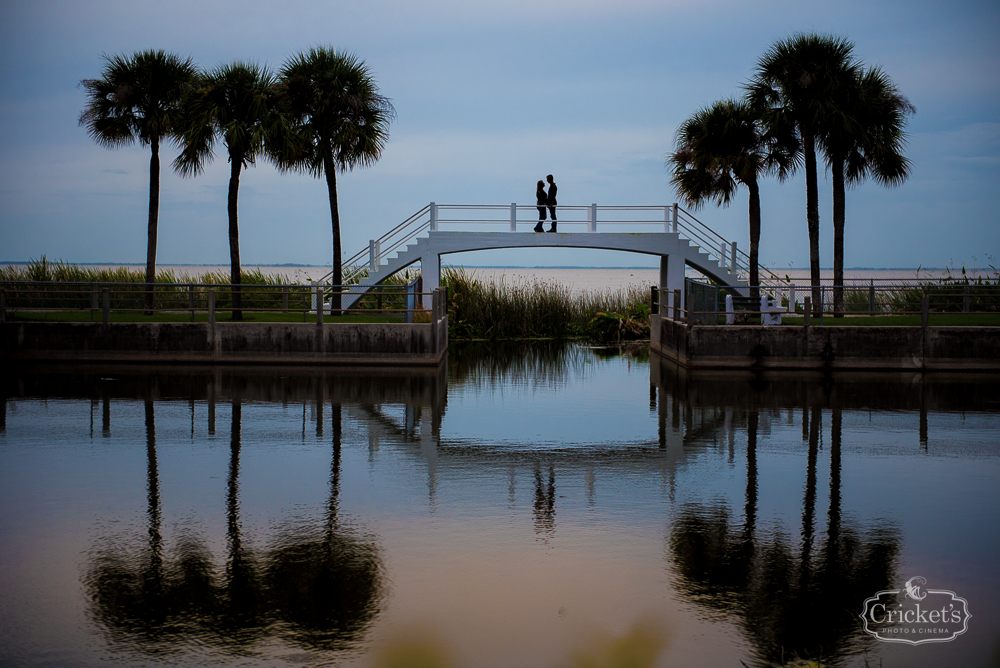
xmin=921 ymin=291 xmax=929 ymax=329
xmin=820 ymin=286 xmax=825 ymax=326
xmin=650 ymin=286 xmax=658 ymax=315
xmin=803 ymin=297 xmax=811 ymax=327
xmin=189 ymin=284 xmax=195 ymax=322
xmin=963 ymin=286 xmax=970 ymax=313
xmin=726 ymin=294 xmax=735 ymax=325
xmin=869 ymin=279 xmax=875 ymax=316
xmin=208 ymin=290 xmax=215 ymax=325
xmin=429 ymin=202 xmax=437 ymax=232
xmin=589 ymin=203 xmax=598 ymax=233
xmin=510 ymin=203 xmax=517 ymax=232
xmin=405 ymin=280 xmax=415 ymax=324
xmin=673 ymin=289 xmax=681 ymax=322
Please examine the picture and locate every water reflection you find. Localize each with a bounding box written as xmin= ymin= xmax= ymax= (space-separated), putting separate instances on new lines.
xmin=82 ymin=394 xmax=385 ymax=658
xmin=3 ymin=351 xmax=998 ymax=667
xmin=667 ymin=405 xmax=901 ymax=667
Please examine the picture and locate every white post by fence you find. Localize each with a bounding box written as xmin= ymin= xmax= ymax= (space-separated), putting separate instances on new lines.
xmin=311 ymin=281 xmax=317 ymax=312
xmin=726 ymin=294 xmax=734 ymax=325
xmin=589 ymin=203 xmax=597 ymax=233
xmin=730 ymin=241 xmax=737 ymax=272
xmin=429 ymin=202 xmax=438 ymax=232
xmin=510 ymin=203 xmax=517 ymax=232
xmin=672 ymin=203 xmax=679 ymax=233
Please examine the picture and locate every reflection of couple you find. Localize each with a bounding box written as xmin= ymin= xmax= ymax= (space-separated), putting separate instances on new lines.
xmin=534 ymin=174 xmax=557 ymax=233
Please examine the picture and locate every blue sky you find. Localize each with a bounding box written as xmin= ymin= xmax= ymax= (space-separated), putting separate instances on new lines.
xmin=1 ymin=0 xmax=997 ymax=270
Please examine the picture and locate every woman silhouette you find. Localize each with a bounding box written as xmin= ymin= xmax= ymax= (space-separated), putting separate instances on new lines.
xmin=534 ymin=180 xmax=547 ymax=233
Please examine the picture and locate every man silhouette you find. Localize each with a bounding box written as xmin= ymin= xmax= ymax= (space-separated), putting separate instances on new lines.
xmin=545 ymin=174 xmax=557 ymax=232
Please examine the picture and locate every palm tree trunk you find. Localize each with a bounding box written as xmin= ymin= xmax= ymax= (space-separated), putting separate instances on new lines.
xmin=803 ymin=130 xmax=822 ymax=316
xmin=228 ymin=156 xmax=243 ymax=321
xmin=145 ymin=137 xmax=160 ymax=314
xmin=323 ymin=148 xmax=342 ymax=314
xmin=832 ymin=155 xmax=846 ymax=318
xmin=144 ymin=399 xmax=164 ymax=599
xmin=747 ymin=178 xmax=761 ymax=305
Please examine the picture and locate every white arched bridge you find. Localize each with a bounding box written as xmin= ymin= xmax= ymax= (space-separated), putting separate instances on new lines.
xmin=327 ymin=203 xmax=780 ymax=315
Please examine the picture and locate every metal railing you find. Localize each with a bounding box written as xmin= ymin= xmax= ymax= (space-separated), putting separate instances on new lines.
xmin=0 ymin=280 xmax=435 ymax=325
xmin=319 ymin=202 xmax=781 ymax=289
xmin=675 ymin=279 xmax=1000 ymax=325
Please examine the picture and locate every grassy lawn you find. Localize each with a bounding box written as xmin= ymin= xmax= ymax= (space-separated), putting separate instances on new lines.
xmin=6 ymin=310 xmax=408 ymax=324
xmin=779 ymin=313 xmax=1000 ymax=327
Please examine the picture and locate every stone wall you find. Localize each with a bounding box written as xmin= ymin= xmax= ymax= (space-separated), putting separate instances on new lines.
xmin=650 ymin=314 xmax=1000 ymax=371
xmin=1 ymin=318 xmax=448 ymax=366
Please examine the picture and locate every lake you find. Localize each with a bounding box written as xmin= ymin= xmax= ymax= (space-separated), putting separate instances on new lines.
xmin=1 ymin=345 xmax=998 ymax=667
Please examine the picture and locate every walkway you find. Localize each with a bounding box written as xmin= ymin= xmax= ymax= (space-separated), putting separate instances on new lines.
xmin=332 ymin=203 xmax=778 ymax=313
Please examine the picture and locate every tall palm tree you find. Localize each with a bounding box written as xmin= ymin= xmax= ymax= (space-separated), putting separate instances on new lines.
xmin=80 ymin=50 xmax=197 ymax=313
xmin=175 ymin=62 xmax=283 ymax=320
xmin=276 ymin=48 xmax=395 ymax=312
xmin=821 ymin=67 xmax=914 ymax=316
xmin=668 ymin=99 xmax=797 ymax=293
xmin=747 ymin=34 xmax=860 ymax=315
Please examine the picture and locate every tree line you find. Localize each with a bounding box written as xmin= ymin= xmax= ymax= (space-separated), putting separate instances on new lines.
xmin=80 ymin=48 xmax=394 ymax=318
xmin=668 ymin=33 xmax=914 ymax=316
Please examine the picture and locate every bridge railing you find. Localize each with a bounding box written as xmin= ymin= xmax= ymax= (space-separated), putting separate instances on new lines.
xmin=326 ymin=202 xmax=781 ymax=289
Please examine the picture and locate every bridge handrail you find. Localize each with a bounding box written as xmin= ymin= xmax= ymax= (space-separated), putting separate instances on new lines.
xmin=327 ymin=202 xmax=780 ymax=289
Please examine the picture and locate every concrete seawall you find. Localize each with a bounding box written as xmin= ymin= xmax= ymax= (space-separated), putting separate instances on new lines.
xmin=1 ymin=317 xmax=448 ymax=366
xmin=650 ymin=314 xmax=1000 ymax=371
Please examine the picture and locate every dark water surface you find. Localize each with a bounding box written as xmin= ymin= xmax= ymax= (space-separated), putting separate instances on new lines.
xmin=1 ymin=344 xmax=999 ymax=667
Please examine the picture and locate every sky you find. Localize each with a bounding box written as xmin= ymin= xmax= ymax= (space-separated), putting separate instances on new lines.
xmin=0 ymin=0 xmax=998 ymax=271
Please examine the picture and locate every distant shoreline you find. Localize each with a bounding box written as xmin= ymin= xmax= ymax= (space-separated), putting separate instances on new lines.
xmin=0 ymin=261 xmax=950 ymax=271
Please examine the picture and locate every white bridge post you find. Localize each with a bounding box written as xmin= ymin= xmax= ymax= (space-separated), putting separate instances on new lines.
xmin=589 ymin=203 xmax=598 ymax=233
xmin=672 ymin=203 xmax=679 ymax=233
xmin=421 ymin=251 xmax=441 ymax=310
xmin=429 ymin=202 xmax=437 ymax=232
xmin=663 ymin=206 xmax=670 ymax=233
xmin=510 ymin=203 xmax=517 ymax=232
xmin=369 ymin=240 xmax=378 ymax=273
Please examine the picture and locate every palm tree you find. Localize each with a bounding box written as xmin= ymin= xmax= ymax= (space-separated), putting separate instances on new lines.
xmin=276 ymin=48 xmax=395 ymax=312
xmin=747 ymin=34 xmax=860 ymax=315
xmin=80 ymin=50 xmax=197 ymax=313
xmin=668 ymin=98 xmax=797 ymax=292
xmin=174 ymin=62 xmax=283 ymax=320
xmin=821 ymin=67 xmax=914 ymax=316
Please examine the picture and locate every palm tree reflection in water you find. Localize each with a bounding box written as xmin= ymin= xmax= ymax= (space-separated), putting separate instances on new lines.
xmin=84 ymin=400 xmax=385 ymax=657
xmin=669 ymin=408 xmax=900 ymax=667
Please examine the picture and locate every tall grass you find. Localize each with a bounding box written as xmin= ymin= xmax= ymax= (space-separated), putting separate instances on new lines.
xmin=441 ymin=267 xmax=651 ymax=341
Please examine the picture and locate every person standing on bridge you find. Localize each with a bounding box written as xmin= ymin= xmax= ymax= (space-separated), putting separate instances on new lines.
xmin=546 ymin=174 xmax=557 ymax=232
xmin=534 ymin=180 xmax=547 ymax=233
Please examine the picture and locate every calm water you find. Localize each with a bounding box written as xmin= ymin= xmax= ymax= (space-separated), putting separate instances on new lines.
xmin=1 ymin=346 xmax=999 ymax=667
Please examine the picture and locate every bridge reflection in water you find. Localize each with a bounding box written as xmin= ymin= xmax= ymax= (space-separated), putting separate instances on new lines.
xmin=2 ymin=351 xmax=998 ymax=667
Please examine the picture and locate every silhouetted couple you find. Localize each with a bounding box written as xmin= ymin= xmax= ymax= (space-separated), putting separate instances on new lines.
xmin=534 ymin=175 xmax=557 ymax=233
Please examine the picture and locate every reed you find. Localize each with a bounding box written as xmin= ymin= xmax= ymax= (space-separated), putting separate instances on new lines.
xmin=441 ymin=267 xmax=651 ymax=341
